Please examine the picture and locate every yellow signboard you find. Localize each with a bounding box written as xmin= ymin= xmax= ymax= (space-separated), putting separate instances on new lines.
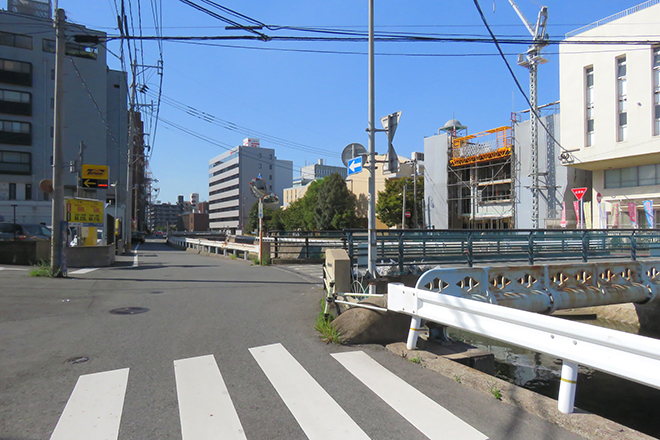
xmin=82 ymin=164 xmax=108 ymax=180
xmin=65 ymin=198 xmax=104 ymax=226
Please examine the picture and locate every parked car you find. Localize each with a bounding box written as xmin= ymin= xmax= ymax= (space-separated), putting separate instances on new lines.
xmin=131 ymin=231 xmax=145 ymax=244
xmin=0 ymin=223 xmax=51 ymax=240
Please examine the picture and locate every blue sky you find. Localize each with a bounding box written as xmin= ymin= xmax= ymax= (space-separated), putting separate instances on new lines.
xmin=57 ymin=0 xmax=647 ymax=203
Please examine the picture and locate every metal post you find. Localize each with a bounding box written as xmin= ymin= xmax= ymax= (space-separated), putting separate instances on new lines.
xmin=558 ymin=360 xmax=579 ymax=414
xmin=367 ymin=0 xmax=377 ymax=294
xmin=401 ymin=184 xmax=407 ymax=229
xmin=258 ymin=198 xmax=263 ymax=264
xmin=50 ymin=8 xmax=66 ymax=277
xmin=413 ymin=160 xmax=418 ymax=229
xmin=406 ymin=316 xmax=422 ymax=350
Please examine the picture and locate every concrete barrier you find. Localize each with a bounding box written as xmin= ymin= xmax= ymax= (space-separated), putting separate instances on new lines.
xmin=0 ymin=240 xmax=50 ymax=265
xmin=66 ymin=245 xmax=115 ymax=267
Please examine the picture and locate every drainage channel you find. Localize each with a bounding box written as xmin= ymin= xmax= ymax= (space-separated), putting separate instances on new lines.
xmin=447 ymin=321 xmax=660 ymax=438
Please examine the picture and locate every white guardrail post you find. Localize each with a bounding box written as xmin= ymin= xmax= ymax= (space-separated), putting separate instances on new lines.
xmin=388 ymin=282 xmax=660 ymax=414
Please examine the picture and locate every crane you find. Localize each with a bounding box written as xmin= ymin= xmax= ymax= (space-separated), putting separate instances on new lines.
xmin=509 ymin=1 xmax=549 ymax=229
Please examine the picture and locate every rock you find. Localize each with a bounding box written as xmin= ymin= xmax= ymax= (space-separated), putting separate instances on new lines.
xmin=332 ymin=295 xmax=412 ymax=345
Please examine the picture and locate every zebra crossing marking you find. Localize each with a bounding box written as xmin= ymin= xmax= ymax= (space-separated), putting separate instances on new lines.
xmin=50 ymin=368 xmax=129 ymax=440
xmin=68 ymin=268 xmax=98 ymax=275
xmin=174 ymin=354 xmax=247 ymax=440
xmin=332 ymin=351 xmax=488 ymax=440
xmin=250 ymin=343 xmax=370 ymax=440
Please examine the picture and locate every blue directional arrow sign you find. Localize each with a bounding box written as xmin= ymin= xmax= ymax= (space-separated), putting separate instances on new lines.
xmin=347 ymin=156 xmax=363 ymax=176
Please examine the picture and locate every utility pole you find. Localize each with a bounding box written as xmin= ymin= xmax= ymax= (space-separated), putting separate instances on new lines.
xmin=509 ymin=1 xmax=548 ymax=229
xmin=50 ymin=8 xmax=66 ymax=276
xmin=367 ymin=0 xmax=377 ymax=293
xmin=413 ymin=159 xmax=418 ymax=229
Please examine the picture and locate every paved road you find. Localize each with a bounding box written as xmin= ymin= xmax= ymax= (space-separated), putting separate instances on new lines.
xmin=0 ymin=239 xmax=586 ymax=439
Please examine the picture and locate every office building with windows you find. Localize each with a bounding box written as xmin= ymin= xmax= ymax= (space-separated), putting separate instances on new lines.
xmin=0 ymin=4 xmax=128 ymax=230
xmin=560 ymin=1 xmax=660 ymax=228
xmin=208 ymin=138 xmax=292 ymax=232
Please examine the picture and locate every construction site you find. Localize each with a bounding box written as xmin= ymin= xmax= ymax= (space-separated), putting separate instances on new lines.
xmin=446 ymin=125 xmax=514 ymax=229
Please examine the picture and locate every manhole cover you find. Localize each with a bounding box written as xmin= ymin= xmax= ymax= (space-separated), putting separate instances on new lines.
xmin=65 ymin=356 xmax=89 ymax=364
xmin=109 ymin=307 xmax=150 ymax=315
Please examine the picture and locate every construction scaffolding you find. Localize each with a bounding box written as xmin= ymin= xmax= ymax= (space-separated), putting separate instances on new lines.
xmin=447 ymin=126 xmax=515 ymax=230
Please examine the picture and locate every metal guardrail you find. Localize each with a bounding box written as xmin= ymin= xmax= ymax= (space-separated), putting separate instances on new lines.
xmin=168 ymin=236 xmax=258 ymax=260
xmin=275 ymin=229 xmax=660 ymax=270
xmin=388 ymin=280 xmax=660 ymax=414
xmin=413 ymin=261 xmax=659 ymax=313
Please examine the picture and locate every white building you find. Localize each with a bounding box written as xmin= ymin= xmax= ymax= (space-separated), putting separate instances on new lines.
xmin=0 ymin=4 xmax=129 ymax=237
xmin=560 ymin=1 xmax=660 ymax=228
xmin=208 ymin=138 xmax=292 ymax=232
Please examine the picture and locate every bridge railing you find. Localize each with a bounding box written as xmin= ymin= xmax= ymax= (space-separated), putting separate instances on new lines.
xmin=388 ymin=281 xmax=660 ymax=414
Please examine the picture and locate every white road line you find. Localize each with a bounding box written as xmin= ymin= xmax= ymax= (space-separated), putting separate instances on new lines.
xmin=174 ymin=354 xmax=247 ymax=440
xmin=50 ymin=368 xmax=129 ymax=440
xmin=332 ymin=351 xmax=488 ymax=440
xmin=68 ymin=268 xmax=98 ymax=275
xmin=250 ymin=343 xmax=369 ymax=440
xmin=0 ymin=267 xmax=28 ymax=271
xmin=132 ymin=245 xmax=139 ymax=267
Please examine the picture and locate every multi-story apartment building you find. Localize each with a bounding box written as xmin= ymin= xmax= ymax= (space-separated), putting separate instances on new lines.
xmin=0 ymin=3 xmax=129 ymax=237
xmin=560 ymin=1 xmax=660 ymax=228
xmin=146 ymin=202 xmax=181 ymax=230
xmin=208 ymin=138 xmax=292 ymax=232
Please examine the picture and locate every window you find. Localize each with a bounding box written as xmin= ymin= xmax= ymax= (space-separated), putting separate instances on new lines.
xmin=25 ymin=183 xmax=32 ymax=200
xmin=617 ymin=56 xmax=627 ymax=142
xmin=0 ymin=59 xmax=32 ymax=86
xmin=0 ymin=120 xmax=31 ymax=145
xmin=42 ymin=39 xmax=98 ymax=60
xmin=0 ymin=31 xmax=33 ymax=50
xmin=605 ymin=164 xmax=660 ymax=188
xmin=0 ymin=89 xmax=32 ymax=116
xmin=8 ymin=183 xmax=16 ymax=200
xmin=654 ymin=47 xmax=660 ymax=136
xmin=586 ymin=66 xmax=594 ymax=147
xmin=0 ymin=150 xmax=31 ymax=174
xmin=259 ymin=164 xmax=262 ymax=169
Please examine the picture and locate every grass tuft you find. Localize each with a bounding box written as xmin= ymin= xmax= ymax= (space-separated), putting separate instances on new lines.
xmin=29 ymin=261 xmax=58 ymax=277
xmin=488 ymin=382 xmax=503 ymax=400
xmin=315 ymin=312 xmax=342 ymax=344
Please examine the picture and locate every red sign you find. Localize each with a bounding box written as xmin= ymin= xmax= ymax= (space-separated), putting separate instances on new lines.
xmin=572 ymin=187 xmax=588 ymax=201
xmin=405 ymin=211 xmax=411 ymax=218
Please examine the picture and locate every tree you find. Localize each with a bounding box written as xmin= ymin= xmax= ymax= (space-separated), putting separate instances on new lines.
xmin=247 ymin=201 xmax=280 ymax=233
xmin=376 ymin=176 xmax=424 ymax=228
xmin=281 ymin=179 xmax=323 ymax=231
xmin=314 ymin=173 xmax=360 ymax=230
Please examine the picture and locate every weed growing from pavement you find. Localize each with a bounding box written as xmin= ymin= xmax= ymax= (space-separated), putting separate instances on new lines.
xmin=315 ymin=312 xmax=342 ymax=344
xmin=454 ymin=375 xmax=462 ymax=383
xmin=409 ymin=357 xmax=421 ymax=364
xmin=230 ymin=253 xmax=237 ymax=260
xmin=29 ymin=261 xmax=58 ymax=277
xmin=488 ymin=382 xmax=503 ymax=400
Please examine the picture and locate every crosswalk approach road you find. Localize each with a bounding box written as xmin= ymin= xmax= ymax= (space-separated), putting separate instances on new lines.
xmin=0 ymin=238 xmax=586 ymax=440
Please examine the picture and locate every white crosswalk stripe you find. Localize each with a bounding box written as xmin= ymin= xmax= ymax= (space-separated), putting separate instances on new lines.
xmin=50 ymin=346 xmax=485 ymax=440
xmin=174 ymin=354 xmax=247 ymax=440
xmin=332 ymin=351 xmax=488 ymax=440
xmin=68 ymin=268 xmax=99 ymax=275
xmin=250 ymin=343 xmax=369 ymax=440
xmin=50 ymin=368 xmax=129 ymax=440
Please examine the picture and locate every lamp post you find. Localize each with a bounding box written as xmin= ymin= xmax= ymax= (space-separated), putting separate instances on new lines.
xmin=401 ymin=185 xmax=407 ymax=229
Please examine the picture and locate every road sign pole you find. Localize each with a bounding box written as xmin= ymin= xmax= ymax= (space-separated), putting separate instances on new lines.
xmin=367 ymin=0 xmax=377 ymax=294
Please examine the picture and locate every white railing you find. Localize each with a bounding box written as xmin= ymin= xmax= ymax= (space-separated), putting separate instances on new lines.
xmin=168 ymin=236 xmax=258 ymax=259
xmin=388 ymin=282 xmax=660 ymax=413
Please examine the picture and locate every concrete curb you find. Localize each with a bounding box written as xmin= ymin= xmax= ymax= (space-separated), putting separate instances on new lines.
xmin=385 ymin=342 xmax=654 ymax=440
